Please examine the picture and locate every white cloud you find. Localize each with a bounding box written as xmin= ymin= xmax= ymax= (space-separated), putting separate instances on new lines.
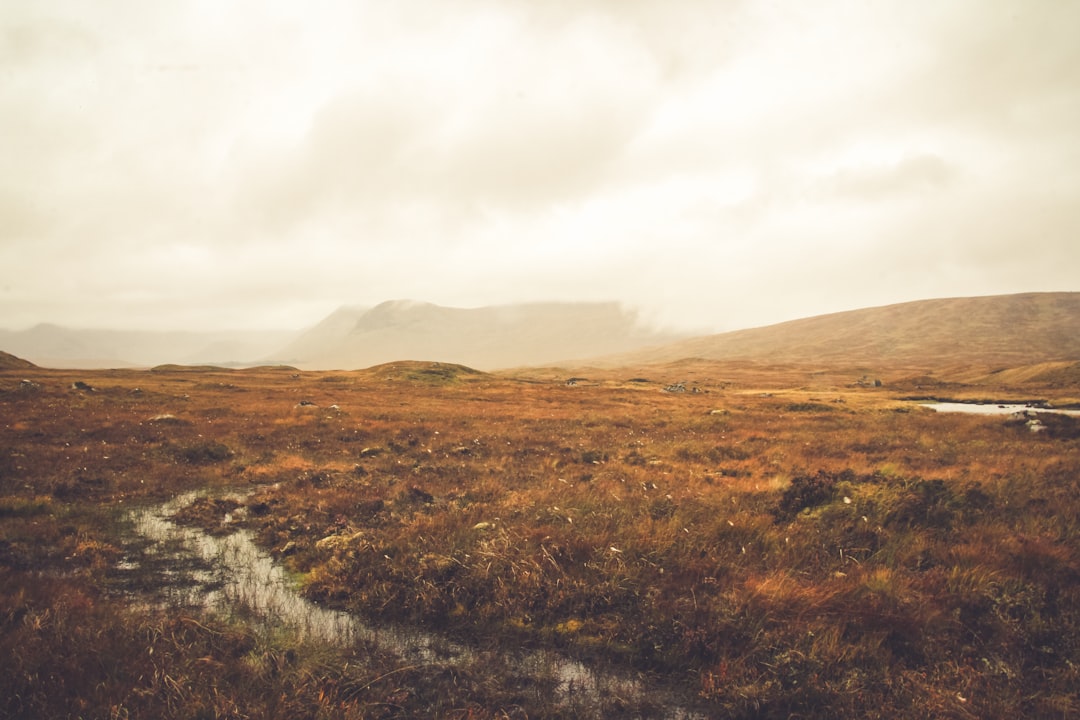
xmin=1 ymin=0 xmax=1077 ymax=333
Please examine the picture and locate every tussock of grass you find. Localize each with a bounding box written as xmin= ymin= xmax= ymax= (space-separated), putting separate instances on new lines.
xmin=1 ymin=361 xmax=1078 ymax=717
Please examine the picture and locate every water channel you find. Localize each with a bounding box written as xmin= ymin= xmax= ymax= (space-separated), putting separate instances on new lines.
xmin=118 ymin=491 xmax=704 ymax=719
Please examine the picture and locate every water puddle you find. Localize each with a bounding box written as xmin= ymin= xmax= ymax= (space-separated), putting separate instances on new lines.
xmin=922 ymin=402 xmax=1080 ymax=416
xmin=117 ymin=491 xmax=704 ymax=718
xmin=125 ymin=492 xmax=360 ymax=642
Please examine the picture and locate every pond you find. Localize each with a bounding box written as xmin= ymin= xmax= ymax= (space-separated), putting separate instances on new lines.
xmin=922 ymin=402 xmax=1080 ymax=416
xmin=118 ymin=491 xmax=705 ymax=719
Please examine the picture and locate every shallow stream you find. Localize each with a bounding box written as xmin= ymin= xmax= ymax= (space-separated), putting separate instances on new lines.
xmin=117 ymin=491 xmax=703 ymax=718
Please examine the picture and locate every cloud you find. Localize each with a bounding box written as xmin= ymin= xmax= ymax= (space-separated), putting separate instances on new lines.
xmin=0 ymin=1 xmax=1077 ymax=333
xmin=824 ymin=153 xmax=953 ymax=200
xmin=228 ymin=6 xmax=662 ymax=242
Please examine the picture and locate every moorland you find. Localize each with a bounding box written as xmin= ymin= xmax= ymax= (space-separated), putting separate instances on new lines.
xmin=2 ymin=350 xmax=1079 ymax=719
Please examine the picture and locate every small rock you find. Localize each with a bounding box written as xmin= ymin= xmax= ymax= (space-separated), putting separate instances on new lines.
xmin=316 ymin=533 xmax=362 ymax=551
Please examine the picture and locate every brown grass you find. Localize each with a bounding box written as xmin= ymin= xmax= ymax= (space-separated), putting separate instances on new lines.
xmin=1 ymin=359 xmax=1078 ymax=718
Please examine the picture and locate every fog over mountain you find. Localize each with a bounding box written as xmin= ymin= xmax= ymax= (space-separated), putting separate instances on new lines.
xmin=604 ymin=292 xmax=1080 ymax=370
xmin=0 ymin=300 xmax=681 ymax=370
xmin=3 ymin=292 xmax=1077 ymax=372
xmin=0 ymin=325 xmax=296 ymax=370
xmin=270 ymin=300 xmax=683 ymax=370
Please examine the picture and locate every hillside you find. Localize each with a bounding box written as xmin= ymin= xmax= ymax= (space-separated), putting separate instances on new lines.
xmin=6 ymin=292 xmax=1077 ymax=372
xmin=601 ymin=292 xmax=1080 ymax=370
xmin=0 ymin=351 xmax=36 ymax=370
xmin=269 ymin=300 xmax=683 ymax=370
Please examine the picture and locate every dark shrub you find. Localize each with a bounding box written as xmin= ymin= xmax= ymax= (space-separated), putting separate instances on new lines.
xmin=776 ymin=470 xmax=838 ymax=519
xmin=179 ymin=441 xmax=233 ymax=464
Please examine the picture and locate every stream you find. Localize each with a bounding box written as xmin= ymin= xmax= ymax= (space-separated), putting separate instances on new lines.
xmin=116 ymin=491 xmax=704 ymax=718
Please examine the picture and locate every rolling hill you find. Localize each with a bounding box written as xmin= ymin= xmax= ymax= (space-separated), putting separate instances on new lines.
xmin=4 ymin=292 xmax=1077 ymax=372
xmin=0 ymin=351 xmax=36 ymax=370
xmin=599 ymin=292 xmax=1080 ymax=370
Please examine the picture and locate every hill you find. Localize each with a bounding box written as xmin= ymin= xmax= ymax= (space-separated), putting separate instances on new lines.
xmin=600 ymin=292 xmax=1080 ymax=371
xmin=269 ymin=300 xmax=683 ymax=371
xmin=7 ymin=292 xmax=1077 ymax=372
xmin=0 ymin=351 xmax=36 ymax=370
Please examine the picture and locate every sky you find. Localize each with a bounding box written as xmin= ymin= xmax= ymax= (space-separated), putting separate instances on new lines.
xmin=2 ymin=1 xmax=1079 ymax=334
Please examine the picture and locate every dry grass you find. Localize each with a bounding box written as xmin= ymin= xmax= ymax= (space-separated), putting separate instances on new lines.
xmin=1 ymin=359 xmax=1078 ymax=718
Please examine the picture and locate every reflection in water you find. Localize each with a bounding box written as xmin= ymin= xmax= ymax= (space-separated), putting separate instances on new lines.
xmin=923 ymin=402 xmax=1080 ymax=416
xmin=131 ymin=493 xmax=359 ymax=642
xmin=124 ymin=492 xmax=703 ymax=718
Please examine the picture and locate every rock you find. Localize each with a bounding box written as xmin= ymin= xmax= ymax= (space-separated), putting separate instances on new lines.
xmin=315 ymin=532 xmax=363 ymax=551
xmin=71 ymin=381 xmax=94 ymax=391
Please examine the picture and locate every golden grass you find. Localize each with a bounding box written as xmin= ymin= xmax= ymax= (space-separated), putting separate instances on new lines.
xmin=1 ymin=360 xmax=1078 ymax=718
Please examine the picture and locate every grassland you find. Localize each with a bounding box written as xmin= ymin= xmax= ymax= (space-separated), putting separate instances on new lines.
xmin=1 ymin=359 xmax=1078 ymax=718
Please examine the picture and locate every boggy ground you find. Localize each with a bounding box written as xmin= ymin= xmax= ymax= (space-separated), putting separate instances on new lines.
xmin=1 ymin=359 xmax=1079 ymax=718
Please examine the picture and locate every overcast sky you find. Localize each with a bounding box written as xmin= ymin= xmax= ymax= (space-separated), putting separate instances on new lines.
xmin=2 ymin=1 xmax=1078 ymax=334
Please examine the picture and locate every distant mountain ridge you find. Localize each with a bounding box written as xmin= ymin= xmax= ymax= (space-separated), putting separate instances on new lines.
xmin=601 ymin=292 xmax=1080 ymax=369
xmin=272 ymin=300 xmax=682 ymax=370
xmin=4 ymin=293 xmax=1077 ymax=371
xmin=0 ymin=324 xmax=296 ymax=369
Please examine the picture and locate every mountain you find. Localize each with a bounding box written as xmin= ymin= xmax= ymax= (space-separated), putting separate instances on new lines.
xmin=269 ymin=300 xmax=683 ymax=370
xmin=272 ymin=305 xmax=372 ymax=363
xmin=0 ymin=325 xmax=298 ymax=369
xmin=8 ymin=292 xmax=1076 ymax=372
xmin=600 ymin=292 xmax=1080 ymax=369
